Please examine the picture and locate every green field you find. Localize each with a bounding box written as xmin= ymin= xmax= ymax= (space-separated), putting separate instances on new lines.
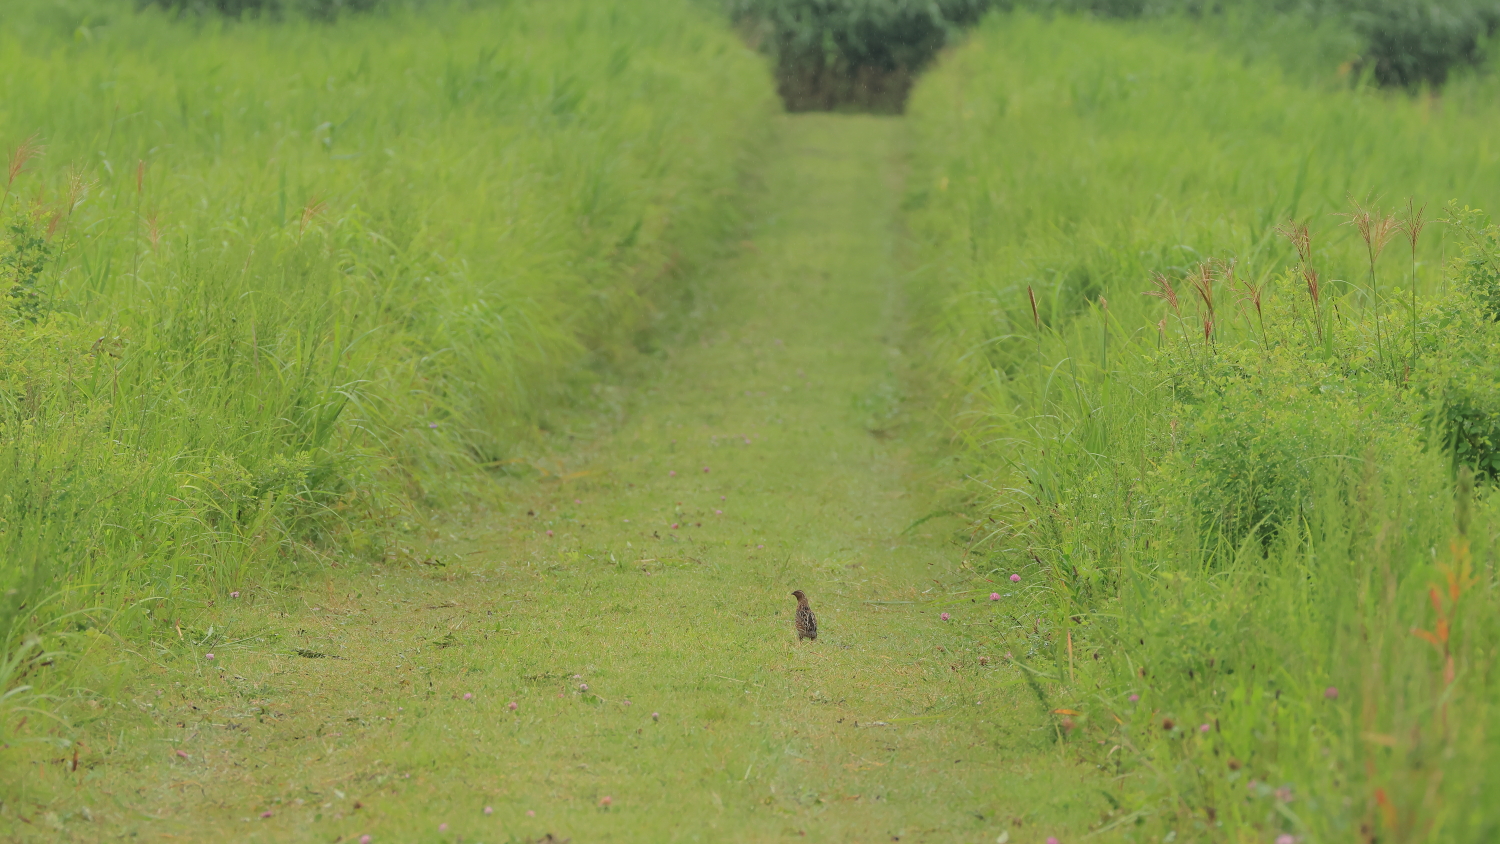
xmin=6 ymin=1 xmax=1500 ymax=841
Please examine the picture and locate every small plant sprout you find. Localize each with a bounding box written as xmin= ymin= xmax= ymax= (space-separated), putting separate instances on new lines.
xmin=1275 ymin=218 xmax=1311 ymax=265
xmin=1401 ymin=198 xmax=1428 ymax=376
xmin=1302 ymin=266 xmax=1324 ymax=344
xmin=1277 ymin=219 xmax=1324 ymax=344
xmin=4 ymin=134 xmax=42 ymax=208
xmin=1233 ymin=266 xmax=1270 ymax=351
xmin=1174 ymin=261 xmax=1227 ymax=351
xmin=1144 ymin=272 xmax=1182 ymax=317
xmin=1343 ymin=196 xmax=1399 ymax=373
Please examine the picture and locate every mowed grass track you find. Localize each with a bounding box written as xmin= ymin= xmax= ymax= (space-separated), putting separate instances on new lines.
xmin=9 ymin=117 xmax=1101 ymax=842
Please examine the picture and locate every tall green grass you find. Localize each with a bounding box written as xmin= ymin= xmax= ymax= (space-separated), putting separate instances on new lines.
xmin=908 ymin=11 xmax=1500 ymax=841
xmin=0 ymin=0 xmax=773 ymax=732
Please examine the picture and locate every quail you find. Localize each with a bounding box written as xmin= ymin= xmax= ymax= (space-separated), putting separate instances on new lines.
xmin=791 ymin=590 xmax=818 ymax=641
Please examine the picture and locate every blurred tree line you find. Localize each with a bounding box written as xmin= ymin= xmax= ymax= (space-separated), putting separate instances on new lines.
xmin=143 ymin=0 xmax=1500 ymax=108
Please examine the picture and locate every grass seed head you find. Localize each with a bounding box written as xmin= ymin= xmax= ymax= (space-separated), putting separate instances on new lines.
xmin=1344 ymin=196 xmax=1398 ymax=260
xmin=7 ymin=135 xmax=42 ymax=189
xmin=1189 ymin=262 xmax=1215 ymax=318
xmin=1303 ymin=266 xmax=1321 ymax=307
xmin=1145 ymin=272 xmax=1180 ymax=316
xmin=1402 ymin=197 xmax=1428 ymax=251
xmin=1275 ymin=219 xmax=1311 ymax=264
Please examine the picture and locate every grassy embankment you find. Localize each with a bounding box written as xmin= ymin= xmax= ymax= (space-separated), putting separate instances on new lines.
xmin=0 ymin=0 xmax=773 ymax=732
xmin=3 ymin=108 xmax=1109 ymax=841
xmin=908 ymin=11 xmax=1500 ymax=842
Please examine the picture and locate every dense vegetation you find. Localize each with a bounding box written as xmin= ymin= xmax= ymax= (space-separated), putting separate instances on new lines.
xmin=729 ymin=0 xmax=990 ymax=110
xmin=11 ymin=0 xmax=1500 ymax=838
xmin=908 ymin=10 xmax=1500 ymax=841
xmin=735 ymin=0 xmax=1500 ymax=114
xmin=0 ymin=0 xmax=773 ymax=728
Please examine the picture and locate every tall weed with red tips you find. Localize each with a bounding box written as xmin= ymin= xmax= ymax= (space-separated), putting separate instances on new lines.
xmin=908 ymin=10 xmax=1500 ymax=841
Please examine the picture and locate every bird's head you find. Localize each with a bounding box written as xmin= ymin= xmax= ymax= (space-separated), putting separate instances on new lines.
xmin=791 ymin=590 xmax=807 ymax=602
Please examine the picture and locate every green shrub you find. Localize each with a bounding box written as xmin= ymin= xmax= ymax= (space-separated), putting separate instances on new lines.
xmin=1017 ymin=0 xmax=1500 ymax=89
xmin=146 ymin=0 xmax=382 ymax=19
xmin=732 ymin=0 xmax=992 ymax=110
xmin=1348 ymin=0 xmax=1500 ymax=87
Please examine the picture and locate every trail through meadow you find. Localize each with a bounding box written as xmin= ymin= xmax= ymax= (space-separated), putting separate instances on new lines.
xmin=15 ymin=115 xmax=1101 ymax=843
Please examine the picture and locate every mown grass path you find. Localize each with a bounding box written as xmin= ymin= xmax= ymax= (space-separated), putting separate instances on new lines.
xmin=25 ymin=115 xmax=1099 ymax=843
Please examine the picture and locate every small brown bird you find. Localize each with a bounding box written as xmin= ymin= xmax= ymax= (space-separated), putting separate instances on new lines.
xmin=791 ymin=590 xmax=818 ymax=641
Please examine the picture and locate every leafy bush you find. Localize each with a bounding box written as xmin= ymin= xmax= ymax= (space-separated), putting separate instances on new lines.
xmin=1347 ymin=0 xmax=1500 ymax=86
xmin=1015 ymin=0 xmax=1500 ymax=89
xmin=146 ymin=0 xmax=382 ymax=19
xmin=731 ymin=0 xmax=993 ymax=110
